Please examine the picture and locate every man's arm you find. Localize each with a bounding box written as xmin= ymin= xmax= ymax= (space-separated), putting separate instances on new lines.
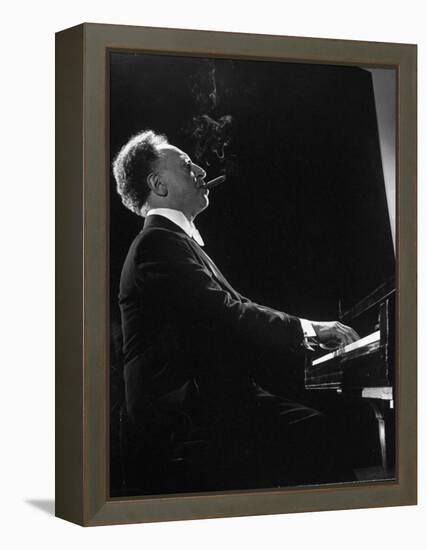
xmin=135 ymin=229 xmax=304 ymax=352
xmin=236 ymin=291 xmax=359 ymax=351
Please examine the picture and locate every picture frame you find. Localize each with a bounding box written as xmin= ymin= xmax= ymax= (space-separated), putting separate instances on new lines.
xmin=55 ymin=22 xmax=417 ymax=526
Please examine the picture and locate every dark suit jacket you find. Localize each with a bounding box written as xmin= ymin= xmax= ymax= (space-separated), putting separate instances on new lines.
xmin=119 ymin=214 xmax=304 ymax=437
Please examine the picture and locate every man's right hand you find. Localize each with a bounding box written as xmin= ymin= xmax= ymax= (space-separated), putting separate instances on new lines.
xmin=310 ymin=320 xmax=360 ymax=350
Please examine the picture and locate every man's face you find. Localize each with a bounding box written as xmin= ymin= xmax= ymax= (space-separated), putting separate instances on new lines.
xmin=155 ymin=145 xmax=209 ymax=220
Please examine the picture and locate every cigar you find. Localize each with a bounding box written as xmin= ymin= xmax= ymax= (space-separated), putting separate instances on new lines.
xmin=201 ymin=174 xmax=227 ymax=189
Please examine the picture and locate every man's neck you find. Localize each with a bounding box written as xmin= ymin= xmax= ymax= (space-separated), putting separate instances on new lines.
xmin=145 ymin=208 xmax=204 ymax=245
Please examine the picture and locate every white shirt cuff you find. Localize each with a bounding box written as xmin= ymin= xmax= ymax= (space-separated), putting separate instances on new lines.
xmin=300 ymin=318 xmax=317 ymax=338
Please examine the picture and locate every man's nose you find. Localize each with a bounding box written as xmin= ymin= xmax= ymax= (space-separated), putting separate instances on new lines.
xmin=194 ymin=164 xmax=206 ymax=179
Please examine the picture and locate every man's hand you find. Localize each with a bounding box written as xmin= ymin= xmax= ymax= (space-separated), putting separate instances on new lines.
xmin=310 ymin=320 xmax=360 ymax=350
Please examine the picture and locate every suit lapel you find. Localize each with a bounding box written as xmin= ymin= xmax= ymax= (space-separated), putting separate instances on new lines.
xmin=187 ymin=239 xmax=241 ymax=300
xmin=143 ymin=215 xmax=241 ymax=300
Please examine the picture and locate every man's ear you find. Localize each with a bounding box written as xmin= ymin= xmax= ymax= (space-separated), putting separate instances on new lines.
xmin=147 ymin=172 xmax=168 ymax=197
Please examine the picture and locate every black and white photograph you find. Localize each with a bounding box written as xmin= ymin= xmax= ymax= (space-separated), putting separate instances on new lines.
xmin=3 ymin=0 xmax=422 ymax=542
xmin=109 ymin=52 xmax=396 ymax=497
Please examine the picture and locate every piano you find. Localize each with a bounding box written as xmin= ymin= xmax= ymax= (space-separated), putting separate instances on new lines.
xmin=306 ymin=277 xmax=394 ymax=394
xmin=304 ymin=277 xmax=395 ymax=478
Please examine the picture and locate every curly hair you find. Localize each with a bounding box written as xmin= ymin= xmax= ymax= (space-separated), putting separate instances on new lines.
xmin=112 ymin=130 xmax=169 ymax=216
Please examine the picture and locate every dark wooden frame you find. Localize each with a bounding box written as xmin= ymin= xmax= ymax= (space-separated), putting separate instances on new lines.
xmin=55 ymin=23 xmax=417 ymax=526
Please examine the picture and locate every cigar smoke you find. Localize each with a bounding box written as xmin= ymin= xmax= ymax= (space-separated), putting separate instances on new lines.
xmin=190 ymin=61 xmax=233 ymax=168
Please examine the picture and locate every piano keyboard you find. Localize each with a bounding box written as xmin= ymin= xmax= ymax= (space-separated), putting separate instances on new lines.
xmin=312 ymin=330 xmax=380 ymax=366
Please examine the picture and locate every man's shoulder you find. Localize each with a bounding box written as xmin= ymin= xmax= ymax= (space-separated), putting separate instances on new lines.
xmin=127 ymin=220 xmax=194 ymax=263
xmin=140 ymin=223 xmax=189 ymax=248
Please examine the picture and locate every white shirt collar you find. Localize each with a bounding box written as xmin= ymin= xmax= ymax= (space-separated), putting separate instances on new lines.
xmin=146 ymin=208 xmax=204 ymax=246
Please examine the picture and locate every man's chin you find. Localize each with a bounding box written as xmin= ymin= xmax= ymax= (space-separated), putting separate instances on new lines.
xmin=197 ymin=197 xmax=209 ymax=213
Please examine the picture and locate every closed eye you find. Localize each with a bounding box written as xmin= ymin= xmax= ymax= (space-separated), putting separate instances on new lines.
xmin=183 ymin=159 xmax=193 ymax=171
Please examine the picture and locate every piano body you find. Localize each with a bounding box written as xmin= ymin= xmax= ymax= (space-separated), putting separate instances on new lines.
xmin=305 ymin=278 xmax=395 ymax=478
xmin=306 ymin=278 xmax=394 ymax=396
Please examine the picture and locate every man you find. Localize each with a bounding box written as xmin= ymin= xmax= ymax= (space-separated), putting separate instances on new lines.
xmin=113 ymin=129 xmax=359 ymax=493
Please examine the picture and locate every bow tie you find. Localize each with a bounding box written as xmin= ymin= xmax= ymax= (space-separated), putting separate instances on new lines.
xmin=189 ymin=223 xmax=204 ymax=246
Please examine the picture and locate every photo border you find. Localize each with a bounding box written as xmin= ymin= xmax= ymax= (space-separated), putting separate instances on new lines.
xmin=55 ymin=23 xmax=417 ymax=526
